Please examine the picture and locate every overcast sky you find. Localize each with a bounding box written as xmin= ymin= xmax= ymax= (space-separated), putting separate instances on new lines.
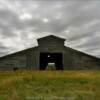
xmin=0 ymin=0 xmax=100 ymax=58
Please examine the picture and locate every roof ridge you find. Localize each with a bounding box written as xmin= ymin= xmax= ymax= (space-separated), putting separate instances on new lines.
xmin=37 ymin=34 xmax=66 ymax=40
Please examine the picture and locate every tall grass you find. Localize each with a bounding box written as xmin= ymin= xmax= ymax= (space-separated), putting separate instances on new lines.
xmin=0 ymin=70 xmax=100 ymax=100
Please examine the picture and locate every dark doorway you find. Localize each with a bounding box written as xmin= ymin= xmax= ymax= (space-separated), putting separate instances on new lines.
xmin=40 ymin=53 xmax=63 ymax=70
xmin=13 ymin=67 xmax=19 ymax=71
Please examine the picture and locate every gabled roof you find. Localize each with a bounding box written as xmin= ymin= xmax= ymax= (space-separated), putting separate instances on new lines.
xmin=0 ymin=35 xmax=100 ymax=61
xmin=0 ymin=46 xmax=38 ymax=60
xmin=37 ymin=35 xmax=66 ymax=41
xmin=65 ymin=46 xmax=100 ymax=61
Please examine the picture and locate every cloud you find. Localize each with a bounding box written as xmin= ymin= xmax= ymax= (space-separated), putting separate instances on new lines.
xmin=0 ymin=0 xmax=100 ymax=58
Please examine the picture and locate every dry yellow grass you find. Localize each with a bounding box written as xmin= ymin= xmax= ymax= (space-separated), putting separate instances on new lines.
xmin=0 ymin=70 xmax=100 ymax=100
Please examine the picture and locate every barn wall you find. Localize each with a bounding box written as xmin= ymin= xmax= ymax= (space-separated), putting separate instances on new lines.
xmin=0 ymin=47 xmax=40 ymax=70
xmin=26 ymin=47 xmax=39 ymax=70
xmin=0 ymin=52 xmax=27 ymax=70
xmin=0 ymin=46 xmax=100 ymax=70
xmin=38 ymin=36 xmax=65 ymax=47
xmin=68 ymin=48 xmax=100 ymax=70
xmin=0 ymin=35 xmax=100 ymax=70
xmin=64 ymin=47 xmax=74 ymax=70
xmin=35 ymin=37 xmax=66 ymax=70
xmin=38 ymin=47 xmax=64 ymax=67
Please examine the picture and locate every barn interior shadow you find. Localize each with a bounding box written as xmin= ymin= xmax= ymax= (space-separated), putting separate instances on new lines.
xmin=40 ymin=53 xmax=63 ymax=70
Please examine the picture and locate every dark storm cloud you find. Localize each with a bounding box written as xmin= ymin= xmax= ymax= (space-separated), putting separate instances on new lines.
xmin=0 ymin=0 xmax=100 ymax=57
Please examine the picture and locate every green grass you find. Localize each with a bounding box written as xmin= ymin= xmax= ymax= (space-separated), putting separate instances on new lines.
xmin=0 ymin=70 xmax=100 ymax=100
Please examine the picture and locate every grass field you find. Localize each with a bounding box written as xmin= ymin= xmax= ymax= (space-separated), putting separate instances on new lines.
xmin=0 ymin=70 xmax=100 ymax=100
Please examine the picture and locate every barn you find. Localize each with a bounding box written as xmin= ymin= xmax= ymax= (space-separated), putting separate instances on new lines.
xmin=0 ymin=35 xmax=100 ymax=70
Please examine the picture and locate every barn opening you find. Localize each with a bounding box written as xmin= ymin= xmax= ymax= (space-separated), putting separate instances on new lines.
xmin=13 ymin=67 xmax=19 ymax=71
xmin=39 ymin=53 xmax=63 ymax=70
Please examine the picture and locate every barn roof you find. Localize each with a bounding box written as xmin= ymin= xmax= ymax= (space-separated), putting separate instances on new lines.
xmin=0 ymin=35 xmax=100 ymax=61
xmin=37 ymin=35 xmax=66 ymax=41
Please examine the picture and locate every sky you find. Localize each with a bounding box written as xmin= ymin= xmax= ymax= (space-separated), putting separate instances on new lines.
xmin=0 ymin=0 xmax=100 ymax=58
